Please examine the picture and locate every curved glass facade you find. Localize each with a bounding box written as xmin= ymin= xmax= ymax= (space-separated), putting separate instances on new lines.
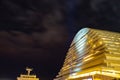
xmin=54 ymin=28 xmax=120 ymax=80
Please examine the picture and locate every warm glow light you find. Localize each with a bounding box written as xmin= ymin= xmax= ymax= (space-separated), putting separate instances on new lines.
xmin=54 ymin=28 xmax=120 ymax=80
xmin=83 ymin=57 xmax=94 ymax=62
xmin=83 ymin=78 xmax=92 ymax=80
xmin=68 ymin=70 xmax=120 ymax=79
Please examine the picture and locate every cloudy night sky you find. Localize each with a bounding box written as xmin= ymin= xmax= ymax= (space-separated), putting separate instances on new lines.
xmin=0 ymin=0 xmax=120 ymax=80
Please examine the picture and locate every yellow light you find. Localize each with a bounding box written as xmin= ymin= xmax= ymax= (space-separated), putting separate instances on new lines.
xmin=83 ymin=57 xmax=94 ymax=62
xmin=54 ymin=28 xmax=120 ymax=80
xmin=68 ymin=71 xmax=98 ymax=79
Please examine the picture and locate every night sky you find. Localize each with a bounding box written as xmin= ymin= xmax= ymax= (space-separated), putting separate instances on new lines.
xmin=0 ymin=0 xmax=120 ymax=80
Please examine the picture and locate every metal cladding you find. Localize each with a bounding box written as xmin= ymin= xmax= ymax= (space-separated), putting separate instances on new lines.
xmin=54 ymin=28 xmax=120 ymax=80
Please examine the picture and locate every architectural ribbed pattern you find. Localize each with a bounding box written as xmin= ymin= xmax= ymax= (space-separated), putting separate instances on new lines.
xmin=54 ymin=28 xmax=120 ymax=80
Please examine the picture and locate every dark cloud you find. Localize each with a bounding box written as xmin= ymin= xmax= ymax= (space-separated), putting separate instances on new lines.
xmin=0 ymin=0 xmax=120 ymax=80
xmin=72 ymin=0 xmax=120 ymax=32
xmin=0 ymin=78 xmax=12 ymax=80
xmin=0 ymin=1 xmax=68 ymax=79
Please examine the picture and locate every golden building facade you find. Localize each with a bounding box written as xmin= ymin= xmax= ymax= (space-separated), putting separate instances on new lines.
xmin=54 ymin=28 xmax=120 ymax=80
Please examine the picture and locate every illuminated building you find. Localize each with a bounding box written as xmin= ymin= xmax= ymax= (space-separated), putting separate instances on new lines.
xmin=17 ymin=68 xmax=39 ymax=80
xmin=54 ymin=28 xmax=120 ymax=80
